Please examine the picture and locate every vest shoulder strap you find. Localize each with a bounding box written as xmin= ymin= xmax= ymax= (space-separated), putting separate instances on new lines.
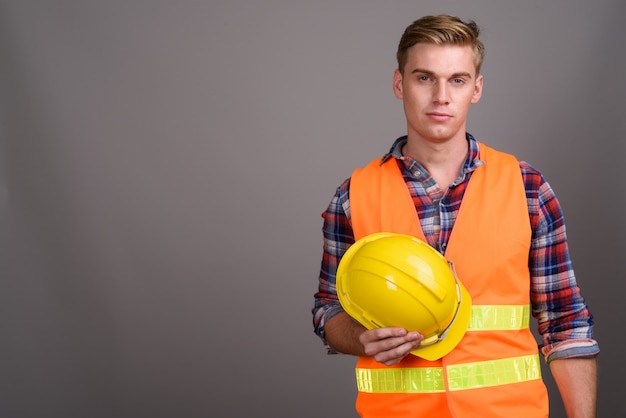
xmin=350 ymin=157 xmax=424 ymax=241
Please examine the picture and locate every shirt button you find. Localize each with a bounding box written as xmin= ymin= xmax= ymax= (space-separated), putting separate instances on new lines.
xmin=413 ymin=170 xmax=421 ymax=176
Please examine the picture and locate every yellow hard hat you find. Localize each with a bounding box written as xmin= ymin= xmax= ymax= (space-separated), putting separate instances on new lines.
xmin=336 ymin=232 xmax=471 ymax=361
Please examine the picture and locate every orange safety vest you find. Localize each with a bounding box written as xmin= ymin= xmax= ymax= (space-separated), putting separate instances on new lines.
xmin=349 ymin=143 xmax=549 ymax=418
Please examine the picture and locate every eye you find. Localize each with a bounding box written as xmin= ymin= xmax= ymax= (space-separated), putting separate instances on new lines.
xmin=452 ymin=78 xmax=465 ymax=84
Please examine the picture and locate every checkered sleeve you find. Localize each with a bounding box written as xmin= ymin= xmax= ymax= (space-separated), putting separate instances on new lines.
xmin=522 ymin=161 xmax=599 ymax=363
xmin=312 ymin=178 xmax=355 ymax=353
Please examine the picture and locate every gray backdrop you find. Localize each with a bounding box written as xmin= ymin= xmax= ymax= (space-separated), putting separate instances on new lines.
xmin=1 ymin=1 xmax=624 ymax=417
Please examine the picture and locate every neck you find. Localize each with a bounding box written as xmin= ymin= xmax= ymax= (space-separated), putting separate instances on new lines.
xmin=402 ymin=136 xmax=468 ymax=189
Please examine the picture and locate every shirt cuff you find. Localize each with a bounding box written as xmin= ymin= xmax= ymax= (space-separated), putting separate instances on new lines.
xmin=540 ymin=339 xmax=600 ymax=363
xmin=318 ymin=305 xmax=345 ymax=354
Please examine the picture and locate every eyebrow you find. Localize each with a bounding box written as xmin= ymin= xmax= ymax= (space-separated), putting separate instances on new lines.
xmin=410 ymin=68 xmax=474 ymax=79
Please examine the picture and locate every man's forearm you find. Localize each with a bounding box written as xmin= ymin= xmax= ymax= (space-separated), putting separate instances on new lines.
xmin=324 ymin=311 xmax=367 ymax=356
xmin=550 ymin=357 xmax=597 ymax=418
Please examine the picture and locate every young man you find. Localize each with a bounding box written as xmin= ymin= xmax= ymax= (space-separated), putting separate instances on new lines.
xmin=312 ymin=15 xmax=599 ymax=417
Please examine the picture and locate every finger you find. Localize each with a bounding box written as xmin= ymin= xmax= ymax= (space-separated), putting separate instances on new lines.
xmin=360 ymin=327 xmax=408 ymax=344
xmin=377 ymin=338 xmax=424 ymax=366
xmin=363 ymin=331 xmax=423 ymax=357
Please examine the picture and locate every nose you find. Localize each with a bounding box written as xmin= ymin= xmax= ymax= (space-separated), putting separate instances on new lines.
xmin=434 ymin=81 xmax=450 ymax=104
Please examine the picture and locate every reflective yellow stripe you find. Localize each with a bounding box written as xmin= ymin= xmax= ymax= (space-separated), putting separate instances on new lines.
xmin=356 ymin=367 xmax=446 ymax=393
xmin=467 ymin=305 xmax=530 ymax=331
xmin=356 ymin=354 xmax=541 ymax=393
xmin=447 ymin=354 xmax=541 ymax=391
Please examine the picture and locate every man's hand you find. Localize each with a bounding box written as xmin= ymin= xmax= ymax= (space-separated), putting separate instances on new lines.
xmin=360 ymin=327 xmax=424 ymax=366
xmin=324 ymin=312 xmax=423 ymax=364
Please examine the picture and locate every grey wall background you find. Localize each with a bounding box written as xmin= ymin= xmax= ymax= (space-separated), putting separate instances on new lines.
xmin=1 ymin=1 xmax=624 ymax=417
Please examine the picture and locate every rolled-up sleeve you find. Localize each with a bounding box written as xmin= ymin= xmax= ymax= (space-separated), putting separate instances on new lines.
xmin=312 ymin=180 xmax=354 ymax=353
xmin=524 ymin=162 xmax=600 ymax=363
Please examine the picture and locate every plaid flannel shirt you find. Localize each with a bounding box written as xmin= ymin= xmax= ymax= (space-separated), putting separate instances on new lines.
xmin=312 ymin=133 xmax=599 ymax=363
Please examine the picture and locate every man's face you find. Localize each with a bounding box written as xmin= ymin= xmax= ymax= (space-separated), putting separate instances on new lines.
xmin=393 ymin=43 xmax=483 ymax=144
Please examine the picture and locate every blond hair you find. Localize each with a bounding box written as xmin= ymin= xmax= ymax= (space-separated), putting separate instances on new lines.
xmin=396 ymin=15 xmax=485 ymax=75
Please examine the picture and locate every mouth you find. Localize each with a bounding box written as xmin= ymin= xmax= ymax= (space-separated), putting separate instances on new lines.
xmin=427 ymin=112 xmax=453 ymax=122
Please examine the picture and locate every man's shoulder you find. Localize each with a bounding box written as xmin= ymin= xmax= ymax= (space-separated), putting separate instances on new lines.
xmin=477 ymin=142 xmax=544 ymax=177
xmin=518 ymin=160 xmax=542 ymax=175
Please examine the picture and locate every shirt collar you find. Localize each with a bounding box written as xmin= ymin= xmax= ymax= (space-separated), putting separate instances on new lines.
xmin=381 ymin=133 xmax=485 ymax=177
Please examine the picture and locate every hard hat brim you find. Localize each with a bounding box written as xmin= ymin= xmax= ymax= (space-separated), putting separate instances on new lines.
xmin=409 ymin=279 xmax=472 ymax=361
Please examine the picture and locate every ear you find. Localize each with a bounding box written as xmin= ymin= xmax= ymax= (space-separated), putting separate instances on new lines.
xmin=471 ymin=74 xmax=483 ymax=104
xmin=392 ymin=69 xmax=404 ymax=99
